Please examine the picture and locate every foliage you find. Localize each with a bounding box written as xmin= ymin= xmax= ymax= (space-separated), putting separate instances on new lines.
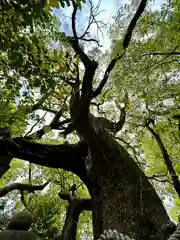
xmin=108 ymin=0 xmax=180 ymax=217
xmin=48 ymin=0 xmax=86 ymax=9
xmin=1 ymin=0 xmax=180 ymax=238
xmin=0 ymin=1 xmax=91 ymax=238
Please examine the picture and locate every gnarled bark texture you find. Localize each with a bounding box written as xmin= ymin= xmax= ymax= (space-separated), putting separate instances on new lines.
xmin=71 ymin=113 xmax=172 ymax=240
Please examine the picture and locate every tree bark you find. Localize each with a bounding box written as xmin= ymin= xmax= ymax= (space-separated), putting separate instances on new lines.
xmin=72 ymin=114 xmax=173 ymax=240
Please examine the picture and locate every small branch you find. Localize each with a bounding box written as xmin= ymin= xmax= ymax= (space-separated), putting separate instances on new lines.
xmin=113 ymin=93 xmax=129 ymax=133
xmin=142 ymin=52 xmax=180 ymax=56
xmin=148 ymin=173 xmax=168 ymax=178
xmin=20 ymin=190 xmax=28 ymax=209
xmin=62 ymin=123 xmax=75 ymax=137
xmin=91 ymin=102 xmax=106 ymax=115
xmin=69 ymin=0 xmax=92 ymax=67
xmin=57 ymin=191 xmax=92 ymax=240
xmin=96 ymin=107 xmax=126 ymax=133
xmin=146 ymin=121 xmax=180 ymax=197
xmin=0 ymin=181 xmax=50 ymax=197
xmin=91 ymin=52 xmax=125 ymax=98
xmin=26 ymin=99 xmax=70 ymax=139
xmin=79 ymin=0 xmax=104 ymax=41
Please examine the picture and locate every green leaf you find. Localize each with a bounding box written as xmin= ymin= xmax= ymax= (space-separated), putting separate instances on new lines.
xmin=47 ymin=0 xmax=59 ymax=8
xmin=44 ymin=125 xmax=52 ymax=133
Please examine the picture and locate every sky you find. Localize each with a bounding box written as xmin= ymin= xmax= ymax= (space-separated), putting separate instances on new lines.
xmin=52 ymin=0 xmax=119 ymax=51
xmin=52 ymin=0 xmax=166 ymax=52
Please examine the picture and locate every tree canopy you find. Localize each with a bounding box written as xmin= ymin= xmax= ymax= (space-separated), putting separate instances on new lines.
xmin=0 ymin=0 xmax=180 ymax=239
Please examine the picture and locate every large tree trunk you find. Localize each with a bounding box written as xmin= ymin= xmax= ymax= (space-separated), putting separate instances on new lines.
xmin=73 ymin=114 xmax=172 ymax=240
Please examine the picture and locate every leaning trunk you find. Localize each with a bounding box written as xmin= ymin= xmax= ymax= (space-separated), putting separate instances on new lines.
xmin=73 ymin=115 xmax=172 ymax=240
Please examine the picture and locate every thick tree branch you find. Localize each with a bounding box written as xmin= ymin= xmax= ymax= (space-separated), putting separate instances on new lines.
xmin=148 ymin=175 xmax=172 ymax=185
xmin=96 ymin=107 xmax=125 ymax=133
xmin=0 ymin=131 xmax=89 ymax=186
xmin=8 ymin=138 xmax=89 ymax=186
xmin=92 ymin=0 xmax=148 ymax=98
xmin=26 ymin=118 xmax=71 ymax=140
xmin=0 ymin=181 xmax=49 ymax=197
xmin=56 ymin=191 xmax=92 ymax=240
xmin=26 ymin=99 xmax=71 ymax=139
xmin=81 ymin=60 xmax=98 ymax=100
xmin=168 ymin=223 xmax=180 ymax=240
xmin=146 ymin=122 xmax=180 ymax=197
xmin=0 ymin=128 xmax=20 ymax=177
xmin=78 ymin=37 xmax=102 ymax=47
